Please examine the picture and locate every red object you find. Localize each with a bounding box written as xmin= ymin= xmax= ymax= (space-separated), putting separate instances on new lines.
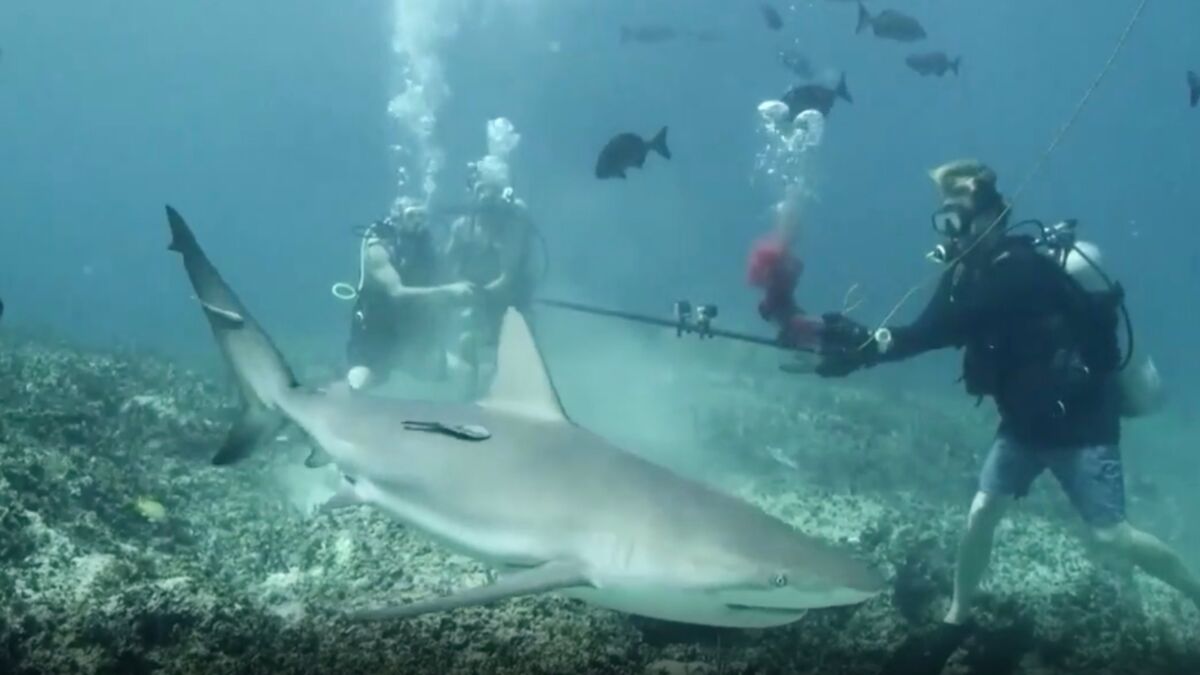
xmin=746 ymin=232 xmax=824 ymax=349
xmin=747 ymin=233 xmax=803 ymax=289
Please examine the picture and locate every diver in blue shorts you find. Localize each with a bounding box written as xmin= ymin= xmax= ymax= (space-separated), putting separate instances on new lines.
xmin=813 ymin=160 xmax=1198 ymax=665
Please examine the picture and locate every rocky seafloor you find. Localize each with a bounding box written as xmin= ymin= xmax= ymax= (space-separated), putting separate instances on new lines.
xmin=0 ymin=335 xmax=1197 ymax=675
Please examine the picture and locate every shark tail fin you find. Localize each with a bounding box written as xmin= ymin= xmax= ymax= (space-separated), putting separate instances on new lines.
xmin=855 ymin=3 xmax=872 ymax=35
xmin=164 ymin=205 xmax=296 ymax=465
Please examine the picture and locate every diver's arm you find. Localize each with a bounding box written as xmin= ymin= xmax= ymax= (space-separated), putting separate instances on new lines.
xmin=363 ymin=240 xmax=458 ymax=303
xmin=874 ymin=272 xmax=960 ymax=361
xmin=444 ymin=217 xmax=467 ymax=261
xmin=815 ymin=272 xmax=957 ymax=377
xmin=483 ymin=208 xmax=533 ymax=295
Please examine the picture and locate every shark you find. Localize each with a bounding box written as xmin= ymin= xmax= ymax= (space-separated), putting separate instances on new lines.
xmin=163 ymin=205 xmax=885 ymax=628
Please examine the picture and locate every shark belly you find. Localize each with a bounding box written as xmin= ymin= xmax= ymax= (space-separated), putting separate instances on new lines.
xmin=352 ymin=477 xmax=555 ymax=569
xmin=562 ymin=587 xmax=806 ymax=629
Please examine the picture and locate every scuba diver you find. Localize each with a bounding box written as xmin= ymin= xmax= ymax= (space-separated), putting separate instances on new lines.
xmin=337 ymin=202 xmax=477 ymax=391
xmin=811 ymin=160 xmax=1196 ymax=668
xmin=443 ymin=172 xmax=540 ymax=394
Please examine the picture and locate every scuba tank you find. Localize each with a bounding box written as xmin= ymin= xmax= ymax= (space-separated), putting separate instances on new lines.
xmin=1062 ymin=240 xmax=1164 ymax=418
xmin=1028 ymin=220 xmax=1165 ymax=418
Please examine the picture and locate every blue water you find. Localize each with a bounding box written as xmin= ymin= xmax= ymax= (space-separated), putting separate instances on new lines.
xmin=0 ymin=1 xmax=1196 ymax=513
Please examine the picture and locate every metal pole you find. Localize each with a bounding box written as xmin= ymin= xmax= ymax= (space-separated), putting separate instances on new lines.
xmin=534 ymin=297 xmax=812 ymax=353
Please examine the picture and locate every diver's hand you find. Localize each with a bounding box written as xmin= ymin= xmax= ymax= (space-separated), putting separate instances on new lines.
xmin=814 ymin=312 xmax=878 ymax=378
xmin=441 ymin=282 xmax=478 ymax=304
xmin=820 ymin=312 xmax=871 ymax=348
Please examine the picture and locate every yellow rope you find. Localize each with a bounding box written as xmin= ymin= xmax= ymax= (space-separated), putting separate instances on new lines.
xmin=865 ymin=0 xmax=1152 ymax=338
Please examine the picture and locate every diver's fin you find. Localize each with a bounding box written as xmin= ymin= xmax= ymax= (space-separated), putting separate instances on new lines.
xmin=213 ymin=405 xmax=287 ymax=466
xmin=881 ymin=621 xmax=974 ymax=675
xmin=479 ymin=309 xmax=571 ymax=423
xmin=348 ymin=560 xmax=589 ymax=621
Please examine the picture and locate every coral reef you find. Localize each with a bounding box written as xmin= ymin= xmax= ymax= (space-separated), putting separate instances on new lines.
xmin=0 ymin=335 xmax=1196 ymax=674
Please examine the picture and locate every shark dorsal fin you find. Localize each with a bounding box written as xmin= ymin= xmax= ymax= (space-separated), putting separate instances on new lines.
xmin=480 ymin=308 xmax=569 ymax=423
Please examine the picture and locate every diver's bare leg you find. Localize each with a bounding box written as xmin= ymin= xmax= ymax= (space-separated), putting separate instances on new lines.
xmin=945 ymin=491 xmax=1011 ymax=625
xmin=1092 ymin=522 xmax=1200 ymax=611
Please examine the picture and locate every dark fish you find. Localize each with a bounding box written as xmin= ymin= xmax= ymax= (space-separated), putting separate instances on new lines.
xmin=761 ymin=4 xmax=783 ymax=31
xmin=620 ymin=25 xmax=678 ymax=44
xmin=689 ymin=29 xmax=724 ymax=43
xmin=1189 ymin=70 xmax=1200 ymax=108
xmin=595 ymin=127 xmax=671 ymax=180
xmin=781 ymin=73 xmax=852 ymax=118
xmin=778 ymin=48 xmax=813 ymax=79
xmin=856 ymin=3 xmax=926 ymax=42
xmin=905 ymin=52 xmax=960 ymax=77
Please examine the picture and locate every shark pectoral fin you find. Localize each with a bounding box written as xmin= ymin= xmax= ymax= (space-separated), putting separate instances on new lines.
xmin=212 ymin=405 xmax=286 ymax=465
xmin=304 ymin=444 xmax=334 ymax=468
xmin=318 ymin=478 xmax=362 ymax=513
xmin=199 ymin=300 xmax=245 ymax=327
xmin=347 ymin=560 xmax=590 ymax=622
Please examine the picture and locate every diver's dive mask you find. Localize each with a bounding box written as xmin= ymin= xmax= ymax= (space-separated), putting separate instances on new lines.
xmin=473 ymin=183 xmax=516 ymax=214
xmin=926 ymin=202 xmax=974 ymax=263
xmin=931 ymin=202 xmax=974 ymax=238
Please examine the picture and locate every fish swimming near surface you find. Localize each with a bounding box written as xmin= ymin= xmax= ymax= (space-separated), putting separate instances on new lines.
xmin=162 ymin=206 xmax=884 ymax=627
xmin=782 ymin=73 xmax=853 ymax=118
xmin=595 ymin=127 xmax=671 ymax=179
xmin=905 ymin=51 xmax=960 ymax=77
xmin=1189 ymin=70 xmax=1200 ymax=108
xmin=856 ymin=3 xmax=926 ymax=42
xmin=620 ymin=24 xmax=678 ymax=44
xmin=778 ymin=48 xmax=813 ymax=79
xmin=760 ymin=4 xmax=783 ymax=31
xmin=690 ymin=29 xmax=723 ymax=43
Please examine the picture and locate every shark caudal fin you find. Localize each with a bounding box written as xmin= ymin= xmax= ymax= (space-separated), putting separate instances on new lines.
xmin=478 ymin=308 xmax=571 ymax=424
xmin=164 ymin=205 xmax=298 ymax=465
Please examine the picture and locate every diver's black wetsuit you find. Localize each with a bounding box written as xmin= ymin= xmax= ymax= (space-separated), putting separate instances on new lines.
xmin=863 ymin=236 xmax=1123 ymax=447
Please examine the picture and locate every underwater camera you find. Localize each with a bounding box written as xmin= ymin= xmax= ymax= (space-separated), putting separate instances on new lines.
xmin=674 ymin=300 xmax=719 ymax=339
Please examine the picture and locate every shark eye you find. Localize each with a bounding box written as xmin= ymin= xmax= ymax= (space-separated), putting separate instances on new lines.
xmin=771 ymin=573 xmax=788 ymax=588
